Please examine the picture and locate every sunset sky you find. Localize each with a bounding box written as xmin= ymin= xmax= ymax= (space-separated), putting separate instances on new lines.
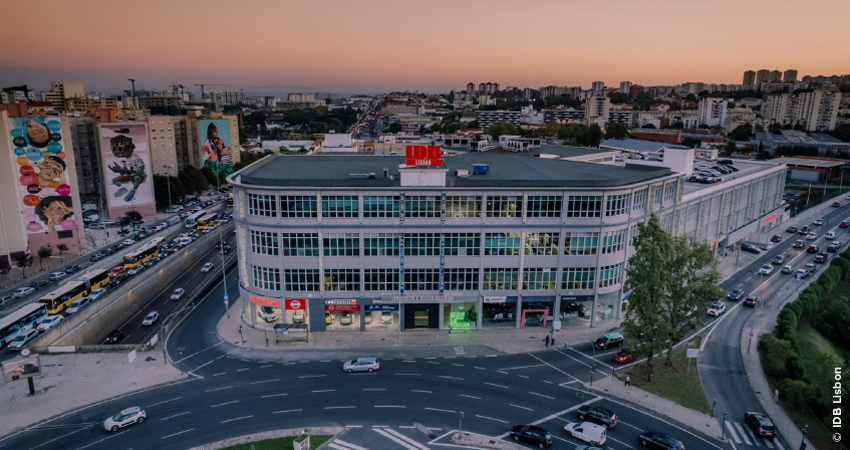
xmin=2 ymin=0 xmax=849 ymax=95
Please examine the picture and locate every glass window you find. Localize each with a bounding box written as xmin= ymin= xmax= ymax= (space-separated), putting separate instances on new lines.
xmin=485 ymin=196 xmax=522 ymax=218
xmin=663 ymin=182 xmax=677 ymax=202
xmin=484 ymin=232 xmax=522 ymax=256
xmin=600 ymin=229 xmax=626 ymax=254
xmin=363 ymin=196 xmax=400 ymax=218
xmin=364 ymin=233 xmax=400 ymax=256
xmin=251 ymin=266 xmax=280 ymax=291
xmin=661 ymin=213 xmax=674 ymax=233
xmin=284 ymin=269 xmax=321 ymax=291
xmin=686 ymin=204 xmax=700 ymax=224
xmin=444 ymin=268 xmax=479 ymax=290
xmin=522 ymin=268 xmax=557 ymax=290
xmin=364 ymin=269 xmax=400 ymax=291
xmin=564 ymin=232 xmax=598 ymax=255
xmin=482 ymin=268 xmax=519 ymax=290
xmin=653 ymin=185 xmax=663 ymax=205
xmin=526 ymin=196 xmax=562 ymax=217
xmin=605 ymin=194 xmax=631 ymax=216
xmin=444 ymin=302 xmax=478 ymax=329
xmin=444 ymin=233 xmax=480 ymax=256
xmin=524 ymin=232 xmax=559 ymax=255
xmin=561 ymin=267 xmax=595 ymax=290
xmin=483 ymin=299 xmax=517 ymax=327
xmin=629 ymin=223 xmax=641 ymax=245
xmin=445 ymin=196 xmax=482 ymax=218
xmin=323 ymin=233 xmax=360 ymax=256
xmin=324 ymin=269 xmax=360 ymax=291
xmin=598 ymin=263 xmax=623 ymax=288
xmin=247 ymin=194 xmax=277 ymax=217
xmin=404 ymin=196 xmax=440 ymax=218
xmin=281 ymin=233 xmax=319 ymax=257
xmin=281 ymin=195 xmax=317 ymax=218
xmin=596 ymin=291 xmax=619 ymax=324
xmin=566 ymin=196 xmax=602 ymax=218
xmin=322 ymin=196 xmax=359 ymax=218
xmin=404 ymin=233 xmax=440 ymax=256
xmin=560 ymin=297 xmax=593 ymax=325
xmin=404 ymin=268 xmax=440 ymax=291
xmin=250 ymin=230 xmax=279 ymax=256
xmin=632 ymin=188 xmax=648 ymax=211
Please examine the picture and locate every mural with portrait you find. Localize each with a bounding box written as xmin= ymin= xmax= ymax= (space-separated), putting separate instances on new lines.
xmin=99 ymin=124 xmax=154 ymax=208
xmin=9 ymin=113 xmax=77 ymax=234
xmin=200 ymin=119 xmax=234 ymax=176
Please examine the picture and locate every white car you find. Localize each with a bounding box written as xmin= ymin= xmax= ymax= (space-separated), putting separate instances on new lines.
xmin=48 ymin=272 xmax=67 ymax=281
xmin=37 ymin=315 xmax=64 ymax=332
xmin=758 ymin=265 xmax=773 ymax=275
xmin=66 ymin=297 xmax=92 ymax=314
xmin=342 ymin=357 xmax=380 ymax=373
xmin=122 ymin=239 xmax=135 ymax=246
xmin=781 ymin=264 xmax=794 ymax=274
xmin=142 ymin=311 xmax=159 ymax=326
xmin=707 ymin=301 xmax=726 ymax=316
xmin=166 ymin=205 xmax=183 ymax=213
xmin=89 ymin=288 xmax=107 ymax=300
xmin=201 ymin=262 xmax=214 ymax=273
xmin=806 ymin=232 xmax=817 ymax=240
xmin=825 ymin=231 xmax=836 ymax=239
xmin=103 ymin=406 xmax=146 ymax=432
xmin=7 ymin=328 xmax=39 ymax=351
xmin=381 ymin=311 xmax=394 ymax=324
xmin=12 ymin=287 xmax=35 ymax=298
xmin=170 ymin=288 xmax=185 ymax=300
xmin=82 ymin=201 xmax=98 ymax=211
xmin=563 ymin=421 xmax=607 ymax=447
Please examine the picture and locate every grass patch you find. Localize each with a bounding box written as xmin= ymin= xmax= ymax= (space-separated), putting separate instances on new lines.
xmin=796 ymin=320 xmax=850 ymax=363
xmin=219 ymin=435 xmax=332 ymax=450
xmin=616 ymin=336 xmax=711 ymax=414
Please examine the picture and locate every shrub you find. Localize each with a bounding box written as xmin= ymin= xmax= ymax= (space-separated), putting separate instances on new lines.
xmin=814 ymin=301 xmax=850 ymax=349
xmin=807 ymin=284 xmax=825 ymax=300
xmin=831 ymin=257 xmax=850 ymax=279
xmin=781 ymin=379 xmax=815 ymax=409
xmin=786 ymin=301 xmax=804 ymax=320
xmin=760 ymin=334 xmax=796 ymax=377
xmin=796 ymin=293 xmax=819 ymax=316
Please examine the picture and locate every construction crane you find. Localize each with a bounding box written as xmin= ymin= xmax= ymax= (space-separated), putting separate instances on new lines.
xmin=194 ymin=83 xmax=228 ymax=99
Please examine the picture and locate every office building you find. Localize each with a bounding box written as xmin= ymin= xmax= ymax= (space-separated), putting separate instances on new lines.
xmin=742 ymin=70 xmax=756 ymax=88
xmin=755 ymin=70 xmax=770 ymax=88
xmin=466 ymin=82 xmax=476 ymax=93
xmin=591 ymin=81 xmax=605 ymax=92
xmin=697 ymin=98 xmax=728 ymax=127
xmin=1 ymin=85 xmax=35 ymax=103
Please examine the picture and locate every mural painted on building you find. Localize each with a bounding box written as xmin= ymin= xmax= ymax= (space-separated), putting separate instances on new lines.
xmin=200 ymin=119 xmax=233 ymax=175
xmin=10 ymin=114 xmax=77 ymax=234
xmin=100 ymin=124 xmax=154 ymax=207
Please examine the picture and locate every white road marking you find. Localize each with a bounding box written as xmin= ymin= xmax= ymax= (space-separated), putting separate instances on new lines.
xmin=363 ymin=388 xmax=386 ymax=391
xmin=146 ymin=397 xmax=181 ymax=408
xmin=312 ymin=389 xmax=336 ymax=393
xmin=460 ymin=394 xmax=480 ymax=399
xmin=211 ymin=400 xmax=239 ymax=408
xmin=159 ymin=412 xmax=190 ymax=421
xmin=527 ymin=353 xmax=581 ymax=382
xmin=161 ymin=428 xmax=195 ymax=440
xmin=374 ymin=405 xmax=406 ymax=408
xmin=498 ymin=364 xmax=546 ymax=371
xmin=250 ymin=379 xmax=279 ymax=385
xmin=205 ymin=385 xmax=233 ymax=392
xmin=25 ymin=426 xmax=93 ymax=450
xmin=774 ymin=438 xmax=786 ymax=450
xmin=380 ymin=428 xmax=431 ymax=450
xmin=236 ymin=368 xmax=250 ymax=372
xmin=543 ymin=380 xmax=554 ymax=384
xmin=744 ymin=426 xmax=760 ymax=446
xmin=725 ymin=422 xmax=742 ymax=444
xmin=484 ymin=382 xmax=509 ymax=389
xmin=260 ymin=364 xmax=273 ymax=368
xmin=734 ymin=422 xmax=752 ymax=445
xmin=262 ymin=393 xmax=288 ymax=398
xmin=529 ymin=391 xmax=556 ymax=400
xmin=395 ymin=373 xmax=421 ymax=376
xmin=427 ymin=361 xmax=440 ymax=365
xmin=74 ymin=429 xmax=131 ymax=449
xmin=765 ymin=439 xmax=775 ymax=449
xmin=299 ymin=374 xmax=326 ymax=378
xmin=452 ymin=363 xmax=464 ymax=367
xmin=326 ymin=406 xmax=356 ymax=409
xmin=425 ymin=407 xmax=456 ymax=413
xmin=424 ymin=357 xmax=437 ymax=360
xmin=273 ymin=409 xmax=302 ymax=414
xmin=329 ymin=440 xmax=371 ymax=450
xmin=212 ymin=372 xmax=226 ymax=377
xmin=518 ymin=375 xmax=530 ymax=379
xmin=486 ymin=354 xmax=498 ymax=357
xmin=439 ymin=375 xmax=464 ymax=380
xmin=172 ymin=341 xmax=223 ymax=363
xmin=475 ymin=414 xmax=509 ymax=424
xmin=509 ymin=404 xmax=534 ymax=411
xmin=221 ymin=415 xmax=252 ymax=423
xmin=474 ymin=366 xmax=486 ymax=370
xmin=411 ymin=390 xmax=432 ymax=393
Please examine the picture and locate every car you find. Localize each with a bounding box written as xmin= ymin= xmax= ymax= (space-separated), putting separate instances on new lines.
xmin=143 ymin=259 xmax=156 ymax=268
xmin=698 ymin=177 xmax=712 ymax=184
xmin=799 ymin=226 xmax=810 ymax=234
xmin=707 ymin=301 xmax=726 ymax=316
xmin=828 ymin=242 xmax=841 ymax=253
xmin=509 ymin=425 xmax=552 ymax=448
xmin=639 ymin=430 xmax=685 ymax=450
xmin=105 ymin=329 xmax=124 ymax=344
xmin=220 ymin=246 xmax=231 ymax=254
xmin=127 ymin=265 xmax=145 ymax=276
xmin=786 ymin=226 xmax=798 ymax=233
xmin=826 ymin=231 xmax=836 ymax=239
xmin=806 ymin=232 xmax=817 ymax=240
xmin=201 ymin=262 xmax=214 ymax=273
xmin=109 ymin=266 xmax=126 ymax=278
xmin=12 ymin=287 xmax=35 ymax=298
xmin=723 ymin=165 xmax=739 ymax=172
xmin=758 ymin=265 xmax=773 ymax=275
xmin=89 ymin=288 xmax=107 ymax=300
xmin=340 ymin=311 xmax=354 ymax=325
xmin=343 ymin=357 xmax=380 ymax=373
xmin=841 ymin=221 xmax=850 ymax=228
xmin=770 ymin=235 xmax=782 ymax=243
xmin=744 ymin=412 xmax=777 ymax=438
xmin=170 ymin=288 xmax=185 ymax=300
xmin=744 ymin=295 xmax=758 ymax=307
xmin=564 ymin=422 xmax=607 ymax=447
xmin=771 ymin=255 xmax=785 ymax=265
xmin=66 ymin=297 xmax=92 ymax=314
xmin=90 ymin=253 xmax=104 ymax=262
xmin=832 ymin=202 xmax=841 ymax=208
xmin=781 ymin=265 xmax=794 ymax=274
xmin=64 ymin=265 xmax=82 ymax=274
xmin=259 ymin=306 xmax=277 ymax=323
xmin=740 ymin=243 xmax=760 ymax=254
xmin=48 ymin=272 xmax=67 ymax=281
xmin=7 ymin=328 xmax=39 ymax=351
xmin=805 ymin=262 xmax=818 ymax=273
xmin=381 ymin=311 xmax=393 ymax=324
xmin=793 ymin=240 xmax=804 ymax=248
xmin=82 ymin=200 xmax=98 ymax=211
xmin=814 ymin=253 xmax=828 ymax=264
xmin=613 ymin=348 xmax=633 ymax=364
xmin=807 ymin=245 xmax=819 ymax=253
xmin=814 ymin=218 xmax=825 ymax=226
xmin=30 ymin=280 xmax=50 ymax=290
xmin=728 ymin=289 xmax=744 ymax=301
xmin=110 ymin=273 xmax=129 ymax=287
xmin=576 ymin=406 xmax=618 ymax=429
xmin=103 ymin=406 xmax=146 ymax=432
xmin=0 ymin=295 xmax=13 ymax=306
xmin=687 ymin=175 xmax=699 ymax=183
xmin=796 ymin=268 xmax=810 ymax=279
xmin=142 ymin=311 xmax=159 ymax=326
xmin=593 ymin=332 xmax=624 ymax=350
xmin=122 ymin=239 xmax=135 ymax=246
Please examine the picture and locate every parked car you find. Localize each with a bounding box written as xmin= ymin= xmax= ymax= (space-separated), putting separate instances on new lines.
xmin=342 ymin=357 xmax=380 ymax=373
xmin=105 ymin=329 xmax=124 ymax=344
xmin=593 ymin=332 xmax=624 ymax=350
xmin=727 ymin=289 xmax=744 ymax=301
xmin=771 ymin=255 xmax=785 ymax=265
xmin=614 ymin=348 xmax=633 ymax=364
xmin=66 ymin=297 xmax=92 ymax=314
xmin=576 ymin=406 xmax=618 ymax=429
xmin=201 ymin=262 xmax=214 ymax=273
xmin=707 ymin=302 xmax=726 ymax=316
xmin=170 ymin=288 xmax=185 ymax=300
xmin=564 ymin=422 xmax=607 ymax=447
xmin=639 ymin=430 xmax=685 ymax=450
xmin=509 ymin=425 xmax=552 ymax=448
xmin=786 ymin=226 xmax=798 ymax=233
xmin=88 ymin=288 xmax=107 ymax=300
xmin=781 ymin=265 xmax=794 ymax=274
xmin=758 ymin=265 xmax=773 ymax=275
xmin=740 ymin=243 xmax=760 ymax=254
xmin=48 ymin=272 xmax=67 ymax=281
xmin=103 ymin=406 xmax=146 ymax=432
xmin=65 ymin=265 xmax=82 ymax=274
xmin=744 ymin=412 xmax=777 ymax=438
xmin=142 ymin=311 xmax=159 ymax=326
xmin=770 ymin=235 xmax=782 ymax=243
xmin=744 ymin=295 xmax=758 ymax=307
xmin=7 ymin=328 xmax=39 ymax=351
xmin=259 ymin=306 xmax=276 ymax=323
xmin=381 ymin=311 xmax=393 ymax=324
xmin=12 ymin=287 xmax=35 ymax=298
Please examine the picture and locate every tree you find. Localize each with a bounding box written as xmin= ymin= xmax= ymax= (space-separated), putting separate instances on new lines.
xmin=722 ymin=141 xmax=737 ymax=156
xmin=13 ymin=253 xmax=33 ymax=279
xmin=754 ymin=124 xmax=765 ymax=132
xmin=201 ymin=167 xmax=217 ymax=186
xmin=388 ymin=123 xmax=403 ymax=133
xmin=56 ymin=244 xmax=68 ymax=263
xmin=729 ymin=123 xmax=754 ymax=141
xmin=768 ymin=123 xmax=783 ymax=134
xmin=467 ymin=120 xmax=479 ymax=129
xmin=641 ymin=124 xmax=657 ymax=129
xmin=756 ymin=141 xmax=770 ymax=160
xmin=830 ymin=123 xmax=850 ymax=142
xmin=447 ymin=90 xmax=455 ymax=104
xmin=37 ymin=246 xmax=53 ymax=271
xmin=588 ymin=124 xmax=603 ymax=147
xmin=682 ymin=137 xmax=702 ymax=148
xmin=604 ymin=123 xmax=629 ymax=140
xmin=485 ymin=122 xmax=520 ymax=140
xmin=0 ymin=256 xmax=11 ymax=275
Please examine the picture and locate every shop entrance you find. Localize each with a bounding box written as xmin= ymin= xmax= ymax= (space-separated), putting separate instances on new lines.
xmin=403 ymin=304 xmax=439 ymax=329
xmin=520 ymin=309 xmax=550 ymax=329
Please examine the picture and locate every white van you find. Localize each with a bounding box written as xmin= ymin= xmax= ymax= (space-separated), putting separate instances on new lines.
xmin=177 ymin=237 xmax=192 ymax=247
xmin=564 ymin=421 xmax=607 ymax=447
xmin=293 ymin=310 xmax=305 ymax=323
xmin=826 ymin=231 xmax=836 ymax=239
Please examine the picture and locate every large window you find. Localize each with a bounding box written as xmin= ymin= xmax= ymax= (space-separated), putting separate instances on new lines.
xmin=661 ymin=213 xmax=674 ymax=233
xmin=445 ymin=233 xmax=480 ymax=256
xmin=250 ymin=230 xmax=279 ymax=256
xmin=484 ymin=232 xmax=522 ymax=256
xmin=561 ymin=267 xmax=595 ymax=290
xmin=522 ymin=268 xmax=557 ymax=290
xmin=322 ymin=196 xmax=359 ymax=218
xmin=324 ymin=269 xmax=360 ymax=291
xmin=600 ymin=229 xmax=626 ymax=254
xmin=598 ymin=263 xmax=623 ymax=288
xmin=404 ymin=233 xmax=440 ymax=256
xmin=564 ymin=232 xmax=598 ymax=255
xmin=524 ymin=232 xmax=559 ymax=256
xmin=653 ymin=185 xmax=663 ymax=205
xmin=526 ymin=196 xmax=562 ymax=217
xmin=444 ymin=268 xmax=479 ymax=290
xmin=252 ymin=266 xmax=280 ymax=291
xmin=364 ymin=233 xmax=400 ymax=256
xmin=281 ymin=196 xmax=318 ymax=218
xmin=483 ymin=268 xmax=519 ymax=290
xmin=485 ymin=196 xmax=522 ymax=218
xmin=323 ymin=233 xmax=360 ymax=256
xmin=281 ymin=233 xmax=319 ymax=257
xmin=364 ymin=269 xmax=400 ymax=291
xmin=363 ymin=196 xmax=400 ymax=218
xmin=566 ymin=196 xmax=602 ymax=218
xmin=606 ymin=194 xmax=631 ymax=216
xmin=633 ymin=188 xmax=648 ymax=211
xmin=686 ymin=204 xmax=700 ymax=224
xmin=404 ymin=268 xmax=440 ymax=291
xmin=663 ymin=182 xmax=677 ymax=202
xmin=404 ymin=196 xmax=440 ymax=218
xmin=284 ymin=269 xmax=321 ymax=291
xmin=629 ymin=223 xmax=641 ymax=245
xmin=445 ymin=196 xmax=482 ymax=218
xmin=247 ymin=194 xmax=277 ymax=217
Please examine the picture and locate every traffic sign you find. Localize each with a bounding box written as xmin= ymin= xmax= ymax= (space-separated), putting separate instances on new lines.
xmin=224 ymin=294 xmax=229 ymax=302
xmin=778 ymin=292 xmax=783 ymax=297
xmin=797 ymin=274 xmax=801 ymax=280
xmin=749 ymin=332 xmax=754 ymax=337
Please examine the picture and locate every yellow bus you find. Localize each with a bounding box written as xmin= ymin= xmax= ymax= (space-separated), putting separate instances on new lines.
xmin=196 ymin=213 xmax=219 ymax=230
xmin=226 ymin=194 xmax=234 ymax=207
xmin=78 ymin=268 xmax=111 ymax=291
xmin=39 ymin=280 xmax=88 ymax=314
xmin=123 ymin=237 xmax=164 ymax=268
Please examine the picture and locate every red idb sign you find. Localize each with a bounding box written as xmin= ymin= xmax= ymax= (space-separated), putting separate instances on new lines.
xmin=405 ymin=145 xmax=441 ymax=167
xmin=285 ymin=299 xmax=306 ymax=310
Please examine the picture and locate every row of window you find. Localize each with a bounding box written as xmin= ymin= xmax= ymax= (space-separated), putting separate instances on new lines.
xmin=249 ymin=264 xmax=624 ymax=292
xmin=250 ymin=230 xmax=630 ymax=257
xmin=244 ymin=190 xmax=677 ymax=219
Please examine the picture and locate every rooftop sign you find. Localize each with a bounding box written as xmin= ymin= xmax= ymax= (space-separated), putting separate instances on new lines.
xmin=405 ymin=145 xmax=441 ymax=167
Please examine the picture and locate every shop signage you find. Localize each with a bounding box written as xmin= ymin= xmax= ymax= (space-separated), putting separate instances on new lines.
xmin=561 ymin=295 xmax=593 ymax=302
xmin=250 ymin=296 xmax=280 ymax=307
xmin=365 ymin=304 xmax=399 ymax=311
xmin=325 ymin=304 xmax=361 ymax=312
xmin=391 ymin=294 xmax=455 ymax=303
xmin=763 ymin=214 xmax=776 ymax=223
xmin=405 ymin=145 xmax=441 ymax=167
xmin=324 ymin=299 xmax=357 ymax=305
xmin=285 ymin=299 xmax=306 ymax=310
xmin=483 ymin=296 xmax=507 ymax=303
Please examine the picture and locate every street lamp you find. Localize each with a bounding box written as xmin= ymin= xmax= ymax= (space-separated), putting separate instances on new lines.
xmin=214 ymin=160 xmax=229 ymax=318
xmin=799 ymin=425 xmax=808 ymax=450
xmin=159 ymin=165 xmax=174 ymax=213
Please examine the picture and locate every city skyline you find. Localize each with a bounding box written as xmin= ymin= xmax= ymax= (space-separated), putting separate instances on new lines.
xmin=2 ymin=0 xmax=849 ymax=94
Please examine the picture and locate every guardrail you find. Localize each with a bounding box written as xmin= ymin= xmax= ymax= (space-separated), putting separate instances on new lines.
xmin=33 ymin=344 xmax=147 ymax=354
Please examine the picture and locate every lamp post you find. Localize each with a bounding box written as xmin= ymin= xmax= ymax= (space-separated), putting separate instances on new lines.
xmin=215 ymin=161 xmax=229 ymax=318
xmin=161 ymin=165 xmax=174 ymax=213
xmin=799 ymin=425 xmax=808 ymax=450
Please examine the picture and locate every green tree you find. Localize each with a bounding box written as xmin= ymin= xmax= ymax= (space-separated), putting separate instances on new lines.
xmin=760 ymin=334 xmax=796 ymax=376
xmin=485 ymin=122 xmax=520 ymax=140
xmin=0 ymin=257 xmax=10 ymax=275
xmin=37 ymin=246 xmax=53 ymax=271
xmin=756 ymin=141 xmax=769 ymax=160
xmin=682 ymin=137 xmax=702 ymax=148
xmin=722 ymin=141 xmax=737 ymax=155
xmin=388 ymin=123 xmax=403 ymax=133
xmin=56 ymin=243 xmax=68 ymax=262
xmin=830 ymin=123 xmax=850 ymax=142
xmin=641 ymin=123 xmax=657 ymax=129
xmin=768 ymin=123 xmax=783 ymax=134
xmin=729 ymin=123 xmax=754 ymax=141
xmin=604 ymin=123 xmax=629 ymax=140
xmin=467 ymin=120 xmax=479 ymax=129
xmin=755 ymin=124 xmax=765 ymax=132
xmin=13 ymin=253 xmax=33 ymax=279
xmin=588 ymin=124 xmax=603 ymax=147
xmin=781 ymin=379 xmax=815 ymax=409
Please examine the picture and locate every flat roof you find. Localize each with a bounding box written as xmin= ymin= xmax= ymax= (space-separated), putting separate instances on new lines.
xmin=681 ymin=158 xmax=785 ymax=197
xmin=600 ymin=138 xmax=684 ymax=153
xmin=783 ymin=158 xmax=847 ymax=169
xmin=239 ymin=145 xmax=672 ymax=189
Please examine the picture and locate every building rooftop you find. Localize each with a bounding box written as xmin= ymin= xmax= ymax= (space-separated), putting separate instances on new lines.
xmin=238 ymin=145 xmax=672 ymax=189
xmin=600 ymin=138 xmax=685 ymax=153
xmin=782 ymin=157 xmax=847 ymax=169
xmin=681 ymin=158 xmax=786 ymax=199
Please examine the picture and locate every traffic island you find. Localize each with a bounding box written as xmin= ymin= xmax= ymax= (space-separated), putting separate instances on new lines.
xmin=438 ymin=431 xmax=525 ymax=449
xmin=188 ymin=428 xmax=337 ymax=450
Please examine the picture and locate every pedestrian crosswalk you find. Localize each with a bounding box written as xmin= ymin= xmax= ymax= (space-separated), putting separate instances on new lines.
xmin=725 ymin=421 xmax=785 ymax=450
xmin=329 ymin=427 xmax=433 ymax=450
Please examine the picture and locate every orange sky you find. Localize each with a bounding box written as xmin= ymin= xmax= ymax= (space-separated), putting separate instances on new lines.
xmin=2 ymin=0 xmax=849 ymax=93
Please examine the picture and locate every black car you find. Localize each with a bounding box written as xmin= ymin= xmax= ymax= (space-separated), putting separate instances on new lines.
xmin=723 ymin=165 xmax=740 ymax=172
xmin=90 ymin=253 xmax=104 ymax=261
xmin=105 ymin=329 xmax=124 ymax=344
xmin=639 ymin=430 xmax=685 ymax=450
xmin=687 ymin=175 xmax=699 ymax=182
xmin=110 ymin=273 xmax=129 ymax=287
xmin=744 ymin=295 xmax=758 ymax=307
xmin=65 ymin=265 xmax=82 ymax=274
xmin=786 ymin=226 xmax=798 ymax=233
xmin=807 ymin=245 xmax=819 ymax=253
xmin=744 ymin=412 xmax=776 ymax=438
xmin=770 ymin=235 xmax=782 ymax=243
xmin=799 ymin=226 xmax=810 ymax=234
xmin=718 ymin=159 xmax=734 ymax=165
xmin=221 ymin=246 xmax=231 ymax=254
xmin=741 ymin=243 xmax=760 ymax=254
xmin=30 ymin=280 xmax=50 ymax=290
xmin=814 ymin=253 xmax=828 ymax=264
xmin=509 ymin=425 xmax=552 ymax=448
xmin=728 ymin=289 xmax=744 ymax=301
xmin=577 ymin=405 xmax=618 ymax=428
xmin=832 ymin=202 xmax=841 ymax=208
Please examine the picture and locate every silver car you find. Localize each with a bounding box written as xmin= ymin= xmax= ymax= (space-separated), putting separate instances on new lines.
xmin=103 ymin=406 xmax=146 ymax=432
xmin=343 ymin=357 xmax=380 ymax=373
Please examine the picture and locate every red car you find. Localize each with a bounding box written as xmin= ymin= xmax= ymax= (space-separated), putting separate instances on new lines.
xmin=614 ymin=348 xmax=634 ymax=364
xmin=108 ymin=266 xmax=126 ymax=278
xmin=840 ymin=221 xmax=850 ymax=228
